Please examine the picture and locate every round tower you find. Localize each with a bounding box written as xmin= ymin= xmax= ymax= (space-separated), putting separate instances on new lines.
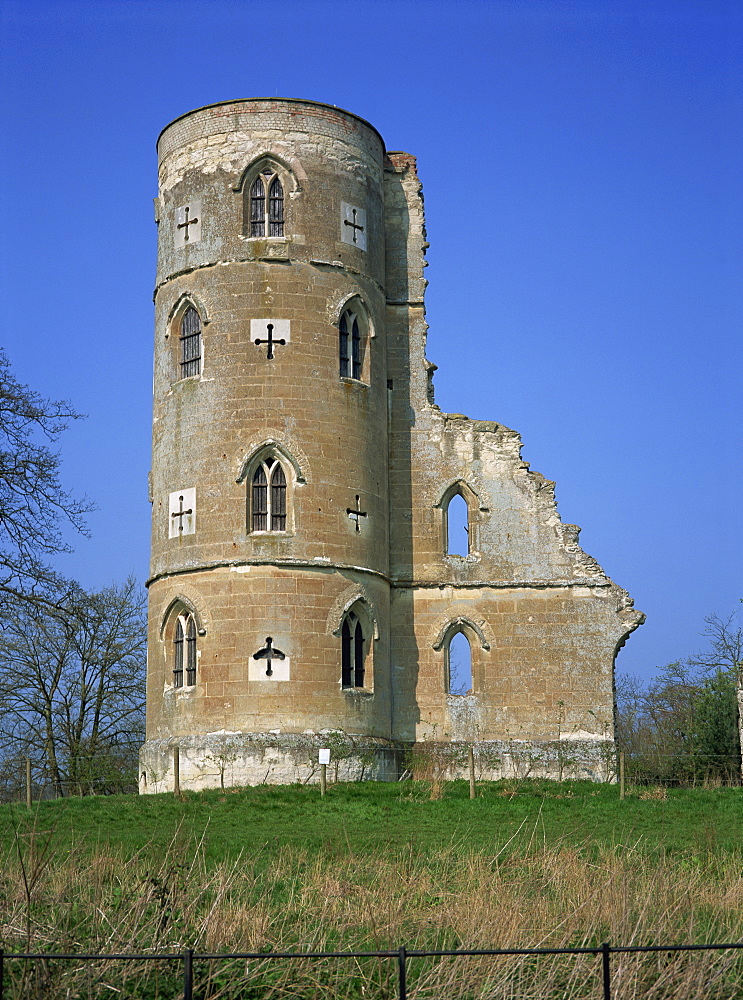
xmin=142 ymin=99 xmax=395 ymax=790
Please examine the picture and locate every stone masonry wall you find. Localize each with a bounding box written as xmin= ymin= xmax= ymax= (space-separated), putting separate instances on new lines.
xmin=141 ymin=100 xmax=643 ymax=792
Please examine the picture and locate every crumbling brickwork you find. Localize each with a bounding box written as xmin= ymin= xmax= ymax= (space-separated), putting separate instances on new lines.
xmin=141 ymin=99 xmax=643 ymax=792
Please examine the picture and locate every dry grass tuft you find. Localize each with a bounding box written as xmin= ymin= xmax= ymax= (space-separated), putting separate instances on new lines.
xmin=0 ymin=816 xmax=741 ymax=998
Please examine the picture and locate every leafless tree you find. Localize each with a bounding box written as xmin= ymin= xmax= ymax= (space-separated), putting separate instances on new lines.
xmin=0 ymin=577 xmax=146 ymax=796
xmin=0 ymin=348 xmax=92 ymax=605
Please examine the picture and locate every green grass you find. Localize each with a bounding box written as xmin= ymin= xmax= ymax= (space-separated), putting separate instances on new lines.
xmin=1 ymin=779 xmax=741 ymax=865
xmin=1 ymin=781 xmax=741 ymax=998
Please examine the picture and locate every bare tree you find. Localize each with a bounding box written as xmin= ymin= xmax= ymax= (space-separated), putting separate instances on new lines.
xmin=0 ymin=349 xmax=92 ymax=604
xmin=0 ymin=577 xmax=146 ymax=796
xmin=689 ymin=611 xmax=743 ymax=678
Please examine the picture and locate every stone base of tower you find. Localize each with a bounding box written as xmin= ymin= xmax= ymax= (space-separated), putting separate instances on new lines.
xmin=139 ymin=734 xmax=616 ymax=793
xmin=139 ymin=733 xmax=403 ymax=794
xmin=408 ymin=738 xmax=616 ymax=784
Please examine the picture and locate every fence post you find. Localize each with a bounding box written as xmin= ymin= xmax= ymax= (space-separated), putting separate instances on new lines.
xmin=173 ymin=745 xmax=181 ymax=798
xmin=619 ymin=752 xmax=625 ymax=800
xmin=26 ymin=758 xmax=32 ymax=809
xmin=468 ymin=747 xmax=476 ymax=799
xmin=0 ymin=946 xmax=4 ymax=1000
xmin=601 ymin=941 xmax=611 ymax=1000
xmin=320 ymin=763 xmax=327 ymax=797
xmin=398 ymin=945 xmax=407 ymax=1000
xmin=183 ymin=948 xmax=194 ymax=1000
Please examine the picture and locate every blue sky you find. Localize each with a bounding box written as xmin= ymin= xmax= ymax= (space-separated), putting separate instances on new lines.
xmin=1 ymin=0 xmax=740 ymax=680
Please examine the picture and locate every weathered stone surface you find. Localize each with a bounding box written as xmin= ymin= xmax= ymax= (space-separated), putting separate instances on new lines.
xmin=141 ymin=99 xmax=643 ymax=792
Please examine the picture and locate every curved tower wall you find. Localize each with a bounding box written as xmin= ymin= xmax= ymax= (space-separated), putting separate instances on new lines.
xmin=146 ymin=101 xmax=392 ymax=755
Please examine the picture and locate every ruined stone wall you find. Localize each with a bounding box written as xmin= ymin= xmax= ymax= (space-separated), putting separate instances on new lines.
xmin=142 ymin=99 xmax=643 ymax=792
xmin=383 ymin=150 xmax=643 ymax=746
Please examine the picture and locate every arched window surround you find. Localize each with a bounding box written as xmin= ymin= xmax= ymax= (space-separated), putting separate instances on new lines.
xmin=437 ymin=481 xmax=485 ymax=558
xmin=250 ymin=457 xmax=287 ymax=532
xmin=239 ymin=447 xmax=297 ymax=535
xmin=166 ymin=295 xmax=210 ymax=383
xmin=337 ymin=296 xmax=372 ymax=385
xmin=234 ymin=155 xmax=296 ymax=240
xmin=438 ymin=618 xmax=482 ymax=698
xmin=433 ymin=619 xmax=488 ymax=698
xmin=162 ymin=599 xmax=203 ymax=691
xmin=339 ymin=599 xmax=375 ymax=693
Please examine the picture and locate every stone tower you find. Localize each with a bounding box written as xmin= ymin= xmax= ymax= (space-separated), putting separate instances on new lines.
xmin=140 ymin=99 xmax=643 ymax=792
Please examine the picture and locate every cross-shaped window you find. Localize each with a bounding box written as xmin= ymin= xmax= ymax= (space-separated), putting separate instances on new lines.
xmin=249 ymin=170 xmax=284 ymax=237
xmin=250 ymin=457 xmax=287 ymax=532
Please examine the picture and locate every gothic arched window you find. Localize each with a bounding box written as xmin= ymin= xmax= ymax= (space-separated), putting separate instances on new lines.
xmin=180 ymin=306 xmax=201 ymax=378
xmin=339 ymin=308 xmax=362 ymax=380
xmin=447 ymin=630 xmax=472 ymax=696
xmin=173 ymin=611 xmax=198 ymax=688
xmin=341 ymin=611 xmax=366 ymax=688
xmin=446 ymin=492 xmax=469 ymax=556
xmin=250 ymin=170 xmax=284 ymax=237
xmin=250 ymin=457 xmax=287 ymax=532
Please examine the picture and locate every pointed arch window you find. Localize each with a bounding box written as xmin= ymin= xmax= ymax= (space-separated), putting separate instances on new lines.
xmin=446 ymin=492 xmax=469 ymax=556
xmin=447 ymin=631 xmax=472 ymax=696
xmin=250 ymin=169 xmax=284 ymax=237
xmin=180 ymin=306 xmax=201 ymax=378
xmin=251 ymin=457 xmax=287 ymax=532
xmin=173 ymin=611 xmax=198 ymax=688
xmin=339 ymin=308 xmax=362 ymax=380
xmin=341 ymin=611 xmax=366 ymax=688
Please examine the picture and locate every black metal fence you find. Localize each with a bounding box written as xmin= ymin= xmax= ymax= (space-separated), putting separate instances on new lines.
xmin=1 ymin=940 xmax=742 ymax=1000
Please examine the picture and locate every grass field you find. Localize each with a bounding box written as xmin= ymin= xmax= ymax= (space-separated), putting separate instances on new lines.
xmin=0 ymin=779 xmax=741 ymax=998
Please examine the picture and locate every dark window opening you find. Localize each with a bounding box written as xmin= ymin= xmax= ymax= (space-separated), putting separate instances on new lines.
xmin=341 ymin=619 xmax=352 ymax=688
xmin=249 ymin=171 xmax=284 ymax=237
xmin=252 ymin=465 xmax=268 ymax=531
xmin=351 ymin=316 xmax=361 ymax=380
xmin=354 ymin=620 xmax=364 ymax=687
xmin=339 ymin=309 xmax=363 ymax=380
xmin=174 ymin=619 xmax=184 ymax=688
xmin=180 ymin=307 xmax=201 ymax=378
xmin=250 ymin=458 xmax=288 ymax=532
xmin=186 ymin=616 xmax=197 ymax=686
xmin=173 ymin=611 xmax=198 ymax=688
xmin=250 ymin=177 xmax=266 ymax=237
xmin=339 ymin=313 xmax=349 ymax=378
xmin=341 ymin=612 xmax=366 ymax=688
xmin=268 ymin=177 xmax=284 ymax=236
xmin=270 ymin=462 xmax=286 ymax=531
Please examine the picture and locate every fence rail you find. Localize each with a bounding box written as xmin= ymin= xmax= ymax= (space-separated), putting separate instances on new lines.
xmin=3 ymin=744 xmax=740 ymax=804
xmin=1 ymin=940 xmax=742 ymax=1000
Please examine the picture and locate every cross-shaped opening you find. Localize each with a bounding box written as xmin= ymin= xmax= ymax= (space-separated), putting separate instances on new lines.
xmin=254 ymin=322 xmax=286 ymax=360
xmin=253 ymin=636 xmax=286 ymax=677
xmin=346 ymin=494 xmax=368 ymax=532
xmin=171 ymin=494 xmax=193 ymax=533
xmin=177 ymin=205 xmax=199 ymax=242
xmin=343 ymin=208 xmax=365 ymax=244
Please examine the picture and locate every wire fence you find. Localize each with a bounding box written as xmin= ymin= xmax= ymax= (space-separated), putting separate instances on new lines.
xmin=1 ymin=940 xmax=742 ymax=1000
xmin=0 ymin=742 xmax=740 ymax=803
